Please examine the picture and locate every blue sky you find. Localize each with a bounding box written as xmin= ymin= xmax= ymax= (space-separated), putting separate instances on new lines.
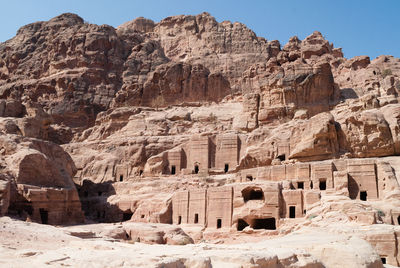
xmin=0 ymin=0 xmax=399 ymax=59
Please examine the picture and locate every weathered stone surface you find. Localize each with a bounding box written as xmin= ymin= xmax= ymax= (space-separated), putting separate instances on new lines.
xmin=0 ymin=175 xmax=10 ymax=216
xmin=0 ymin=134 xmax=83 ymax=224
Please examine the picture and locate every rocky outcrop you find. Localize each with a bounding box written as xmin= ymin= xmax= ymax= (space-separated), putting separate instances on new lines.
xmin=240 ymin=56 xmax=336 ymax=123
xmin=0 ymin=175 xmax=10 ymax=216
xmin=337 ymin=109 xmax=395 ymax=158
xmin=289 ymin=112 xmax=339 ymax=161
xmin=0 ymin=134 xmax=83 ymax=224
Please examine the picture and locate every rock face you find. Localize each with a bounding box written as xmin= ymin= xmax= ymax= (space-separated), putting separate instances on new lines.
xmin=1 ymin=11 xmax=400 ymax=267
xmin=0 ymin=176 xmax=10 ymax=216
xmin=0 ymin=134 xmax=83 ymax=224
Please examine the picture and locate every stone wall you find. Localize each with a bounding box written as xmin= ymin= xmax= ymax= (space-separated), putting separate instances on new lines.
xmin=207 ymin=187 xmax=233 ymax=228
xmin=215 ymin=134 xmax=240 ymax=172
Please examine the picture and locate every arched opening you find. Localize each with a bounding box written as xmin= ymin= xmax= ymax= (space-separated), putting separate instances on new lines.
xmin=178 ymin=216 xmax=182 ymax=225
xmin=319 ymin=179 xmax=326 ymax=190
xmin=122 ymin=212 xmax=133 ymax=221
xmin=277 ymin=154 xmax=286 ymax=161
xmin=194 ymin=213 xmax=199 ymax=224
xmin=194 ymin=165 xmax=199 ymax=174
xmin=242 ymin=187 xmax=264 ymax=202
xmin=171 ymin=165 xmax=176 ymax=175
xmin=224 ymin=164 xmax=229 ymax=173
xmin=251 ymin=218 xmax=276 ymax=230
xmin=119 ymin=175 xmax=124 ymax=182
xmin=360 ymin=191 xmax=367 ymax=201
xmin=39 ymin=208 xmax=48 ymax=224
xmin=297 ymin=182 xmax=304 ymax=189
xmin=289 ymin=206 xmax=296 ymax=218
xmin=237 ymin=219 xmax=249 ymax=231
xmin=217 ymin=219 xmax=222 ymax=229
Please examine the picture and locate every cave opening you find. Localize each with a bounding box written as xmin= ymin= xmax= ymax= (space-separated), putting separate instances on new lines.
xmin=277 ymin=154 xmax=286 ymax=161
xmin=237 ymin=219 xmax=249 ymax=231
xmin=224 ymin=164 xmax=229 ymax=173
xmin=122 ymin=212 xmax=133 ymax=221
xmin=289 ymin=206 xmax=296 ymax=218
xmin=217 ymin=218 xmax=222 ymax=229
xmin=39 ymin=208 xmax=48 ymax=224
xmin=319 ymin=180 xmax=326 ymax=190
xmin=246 ymin=175 xmax=254 ymax=181
xmin=242 ymin=187 xmax=264 ymax=202
xmin=252 ymin=218 xmax=276 ymax=230
xmin=360 ymin=191 xmax=367 ymax=201
xmin=171 ymin=165 xmax=176 ymax=175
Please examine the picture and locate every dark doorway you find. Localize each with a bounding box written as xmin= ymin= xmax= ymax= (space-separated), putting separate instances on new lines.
xmin=381 ymin=257 xmax=386 ymax=264
xmin=246 ymin=175 xmax=253 ymax=181
xmin=224 ymin=164 xmax=229 ymax=173
xmin=217 ymin=219 xmax=222 ymax=229
xmin=289 ymin=206 xmax=296 ymax=218
xmin=242 ymin=187 xmax=264 ymax=202
xmin=252 ymin=218 xmax=276 ymax=230
xmin=237 ymin=219 xmax=249 ymax=231
xmin=310 ymin=181 xmax=313 ymax=189
xmin=277 ymin=154 xmax=286 ymax=161
xmin=397 ymin=215 xmax=400 ymax=225
xmin=194 ymin=213 xmax=199 ymax=224
xmin=171 ymin=165 xmax=176 ymax=175
xmin=139 ymin=170 xmax=143 ymax=176
xmin=123 ymin=212 xmax=133 ymax=221
xmin=39 ymin=208 xmax=48 ymax=224
xmin=319 ymin=180 xmax=326 ymax=190
xmin=178 ymin=216 xmax=182 ymax=224
xmin=119 ymin=175 xmax=123 ymax=182
xmin=360 ymin=191 xmax=367 ymax=201
xmin=194 ymin=165 xmax=199 ymax=174
xmin=297 ymin=182 xmax=304 ymax=189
